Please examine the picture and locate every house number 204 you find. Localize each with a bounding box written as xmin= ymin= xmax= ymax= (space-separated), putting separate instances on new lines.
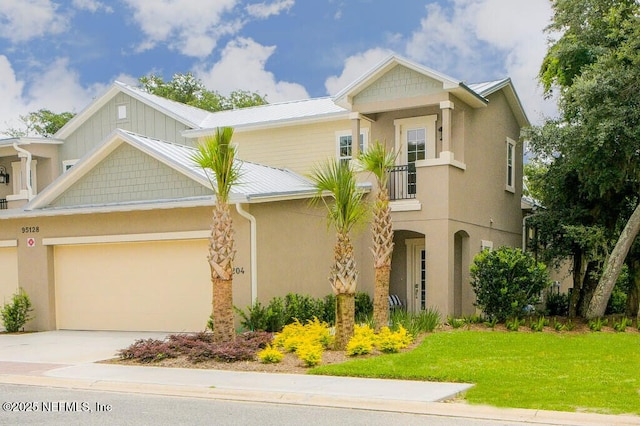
xmin=233 ymin=267 xmax=245 ymax=275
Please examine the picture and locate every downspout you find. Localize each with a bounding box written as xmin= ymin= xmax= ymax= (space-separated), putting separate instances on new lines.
xmin=236 ymin=202 xmax=257 ymax=304
xmin=522 ymin=209 xmax=537 ymax=253
xmin=13 ymin=142 xmax=33 ymax=200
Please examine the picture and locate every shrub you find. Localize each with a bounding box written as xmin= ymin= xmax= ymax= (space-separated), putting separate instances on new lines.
xmin=257 ymin=344 xmax=284 ymax=363
xmin=273 ymin=318 xmax=333 ymax=353
xmin=613 ymin=316 xmax=633 ymax=332
xmin=118 ymin=339 xmax=178 ymax=363
xmin=484 ymin=317 xmax=498 ymax=328
xmin=530 ymin=316 xmax=549 ymax=332
xmin=346 ymin=324 xmax=377 ymax=356
xmin=376 ymin=326 xmax=412 ymax=353
xmin=588 ymin=317 xmax=608 ymax=332
xmin=447 ymin=315 xmax=466 ymax=329
xmin=354 ymin=292 xmax=373 ymax=323
xmin=553 ymin=317 xmax=565 ymax=331
xmin=545 ymin=292 xmax=569 ymax=316
xmin=505 ymin=317 xmax=525 ymax=331
xmin=390 ymin=307 xmax=441 ymax=335
xmin=235 ymin=298 xmax=287 ymax=332
xmin=1 ymin=288 xmax=33 ymax=333
xmin=295 ymin=341 xmax=323 ymax=367
xmin=470 ymin=247 xmax=550 ymax=322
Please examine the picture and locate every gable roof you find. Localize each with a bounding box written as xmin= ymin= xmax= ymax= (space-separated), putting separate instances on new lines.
xmin=27 ymin=129 xmax=317 ymax=212
xmin=469 ymin=78 xmax=529 ymax=127
xmin=333 ymin=55 xmax=488 ymax=109
xmin=55 ymin=81 xmax=211 ymax=139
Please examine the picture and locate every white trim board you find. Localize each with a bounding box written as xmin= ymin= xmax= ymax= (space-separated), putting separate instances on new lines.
xmin=43 ymin=230 xmax=210 ymax=246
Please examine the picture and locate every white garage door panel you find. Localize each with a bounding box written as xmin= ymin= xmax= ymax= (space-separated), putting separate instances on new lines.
xmin=54 ymin=240 xmax=211 ymax=332
xmin=0 ymin=247 xmax=19 ymax=305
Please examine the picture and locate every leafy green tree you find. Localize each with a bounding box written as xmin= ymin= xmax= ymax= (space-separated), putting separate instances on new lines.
xmin=191 ymin=127 xmax=241 ymax=343
xmin=139 ymin=72 xmax=267 ymax=112
xmin=5 ymin=109 xmax=74 ymax=137
xmin=528 ymin=0 xmax=640 ymax=318
xmin=470 ymin=247 xmax=550 ymax=322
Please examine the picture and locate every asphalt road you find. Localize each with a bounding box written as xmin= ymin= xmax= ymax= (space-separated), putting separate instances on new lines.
xmin=0 ymin=384 xmax=531 ymax=426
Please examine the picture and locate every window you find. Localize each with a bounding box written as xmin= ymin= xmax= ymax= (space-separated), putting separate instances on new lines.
xmin=506 ymin=137 xmax=515 ymax=192
xmin=406 ymin=128 xmax=426 ymax=163
xmin=63 ymin=159 xmax=78 ymax=172
xmin=117 ymin=104 xmax=127 ymax=120
xmin=336 ymin=130 xmax=367 ymax=164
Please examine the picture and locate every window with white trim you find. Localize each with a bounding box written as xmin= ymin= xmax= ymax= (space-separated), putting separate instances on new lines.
xmin=63 ymin=159 xmax=79 ymax=172
xmin=336 ymin=130 xmax=368 ymax=165
xmin=505 ymin=137 xmax=515 ymax=192
xmin=117 ymin=104 xmax=128 ymax=120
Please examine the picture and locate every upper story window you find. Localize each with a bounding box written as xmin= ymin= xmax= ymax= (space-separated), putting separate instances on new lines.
xmin=117 ymin=104 xmax=128 ymax=121
xmin=506 ymin=137 xmax=515 ymax=193
xmin=336 ymin=130 xmax=368 ymax=165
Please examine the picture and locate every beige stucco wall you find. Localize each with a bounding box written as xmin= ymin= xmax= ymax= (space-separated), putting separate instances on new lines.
xmin=0 ymin=246 xmax=19 ymax=308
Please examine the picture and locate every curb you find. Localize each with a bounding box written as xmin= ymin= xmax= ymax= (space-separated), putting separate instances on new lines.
xmin=1 ymin=374 xmax=639 ymax=426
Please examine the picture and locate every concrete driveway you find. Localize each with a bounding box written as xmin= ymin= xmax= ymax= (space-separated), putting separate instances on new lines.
xmin=0 ymin=330 xmax=167 ymax=364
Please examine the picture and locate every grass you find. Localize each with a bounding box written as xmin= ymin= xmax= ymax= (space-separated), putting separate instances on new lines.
xmin=310 ymin=331 xmax=640 ymax=415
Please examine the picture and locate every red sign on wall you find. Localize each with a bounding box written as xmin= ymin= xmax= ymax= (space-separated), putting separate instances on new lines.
xmin=26 ymin=237 xmax=36 ymax=248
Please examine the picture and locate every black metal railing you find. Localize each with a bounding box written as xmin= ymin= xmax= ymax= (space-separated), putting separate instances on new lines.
xmin=387 ymin=164 xmax=416 ymax=200
xmin=0 ymin=199 xmax=7 ymax=210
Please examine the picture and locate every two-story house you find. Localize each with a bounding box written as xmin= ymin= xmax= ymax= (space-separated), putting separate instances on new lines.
xmin=0 ymin=55 xmax=527 ymax=332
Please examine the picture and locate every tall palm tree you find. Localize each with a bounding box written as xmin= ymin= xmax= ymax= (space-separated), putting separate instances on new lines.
xmin=358 ymin=141 xmax=397 ymax=331
xmin=310 ymin=160 xmax=367 ymax=349
xmin=192 ymin=127 xmax=241 ymax=343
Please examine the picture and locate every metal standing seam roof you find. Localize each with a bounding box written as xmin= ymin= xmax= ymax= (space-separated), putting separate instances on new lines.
xmin=467 ymin=78 xmax=511 ymax=97
xmin=121 ymin=130 xmax=316 ymax=200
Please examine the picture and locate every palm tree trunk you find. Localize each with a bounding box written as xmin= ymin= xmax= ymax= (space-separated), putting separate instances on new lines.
xmin=373 ymin=265 xmax=391 ymax=329
xmin=209 ymin=202 xmax=236 ymax=342
xmin=335 ymin=293 xmax=355 ymax=349
xmin=212 ymin=278 xmax=235 ymax=342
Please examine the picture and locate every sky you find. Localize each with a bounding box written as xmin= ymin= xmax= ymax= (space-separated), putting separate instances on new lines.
xmin=0 ymin=0 xmax=557 ymax=137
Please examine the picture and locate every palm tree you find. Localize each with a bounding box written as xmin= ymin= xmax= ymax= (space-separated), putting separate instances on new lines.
xmin=192 ymin=127 xmax=241 ymax=343
xmin=310 ymin=160 xmax=367 ymax=349
xmin=358 ymin=141 xmax=397 ymax=331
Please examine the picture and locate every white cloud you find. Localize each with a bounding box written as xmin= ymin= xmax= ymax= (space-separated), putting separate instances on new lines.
xmin=123 ymin=0 xmax=241 ymax=57
xmin=404 ymin=0 xmax=556 ymax=122
xmin=324 ymin=48 xmax=392 ymax=96
xmin=0 ymin=56 xmax=106 ymax=137
xmin=0 ymin=0 xmax=68 ymax=43
xmin=72 ymin=0 xmax=114 ymax=13
xmin=246 ymin=0 xmax=294 ymax=19
xmin=196 ymin=37 xmax=309 ymax=102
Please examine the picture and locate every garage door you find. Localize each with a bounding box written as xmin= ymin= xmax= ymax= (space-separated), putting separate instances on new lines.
xmin=54 ymin=239 xmax=211 ymax=332
xmin=0 ymin=246 xmax=19 ymax=306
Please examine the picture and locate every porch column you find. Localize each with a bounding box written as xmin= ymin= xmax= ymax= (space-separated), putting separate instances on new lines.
xmin=350 ymin=112 xmax=361 ymax=157
xmin=439 ymin=101 xmax=454 ymax=160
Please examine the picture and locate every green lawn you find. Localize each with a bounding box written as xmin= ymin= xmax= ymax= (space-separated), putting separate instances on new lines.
xmin=310 ymin=331 xmax=640 ymax=415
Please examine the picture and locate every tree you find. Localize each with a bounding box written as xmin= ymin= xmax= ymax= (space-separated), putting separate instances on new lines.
xmin=139 ymin=72 xmax=267 ymax=112
xmin=528 ymin=0 xmax=640 ymax=318
xmin=191 ymin=127 xmax=241 ymax=343
xmin=5 ymin=109 xmax=74 ymax=137
xmin=309 ymin=161 xmax=367 ymax=349
xmin=358 ymin=141 xmax=396 ymax=331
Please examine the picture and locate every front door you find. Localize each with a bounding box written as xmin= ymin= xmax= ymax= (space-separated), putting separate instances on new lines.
xmin=406 ymin=239 xmax=426 ymax=312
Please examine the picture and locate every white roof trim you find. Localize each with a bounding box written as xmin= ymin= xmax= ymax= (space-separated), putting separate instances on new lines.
xmin=333 ymin=55 xmax=488 ymax=109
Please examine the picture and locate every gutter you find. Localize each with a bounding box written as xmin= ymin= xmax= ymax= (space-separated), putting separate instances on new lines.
xmin=236 ymin=203 xmax=258 ymax=304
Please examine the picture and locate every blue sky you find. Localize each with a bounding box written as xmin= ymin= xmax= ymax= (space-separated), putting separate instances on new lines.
xmin=0 ymin=0 xmax=556 ymax=136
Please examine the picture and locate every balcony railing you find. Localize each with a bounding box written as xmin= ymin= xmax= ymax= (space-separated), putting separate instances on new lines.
xmin=0 ymin=199 xmax=6 ymax=210
xmin=387 ymin=164 xmax=416 ymax=201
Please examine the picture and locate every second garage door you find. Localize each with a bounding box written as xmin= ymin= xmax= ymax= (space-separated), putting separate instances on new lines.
xmin=54 ymin=239 xmax=211 ymax=332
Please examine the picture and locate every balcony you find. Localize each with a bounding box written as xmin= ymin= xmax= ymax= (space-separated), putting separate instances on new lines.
xmin=387 ymin=164 xmax=416 ymax=201
xmin=0 ymin=199 xmax=6 ymax=210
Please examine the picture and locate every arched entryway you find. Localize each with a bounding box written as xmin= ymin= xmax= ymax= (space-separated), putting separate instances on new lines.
xmin=390 ymin=230 xmax=426 ymax=312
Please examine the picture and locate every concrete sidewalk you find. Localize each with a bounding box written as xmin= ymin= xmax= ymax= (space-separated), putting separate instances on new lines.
xmin=0 ymin=331 xmax=638 ymax=426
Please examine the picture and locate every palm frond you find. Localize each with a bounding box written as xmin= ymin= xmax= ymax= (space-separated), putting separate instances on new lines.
xmin=309 ymin=160 xmax=367 ymax=234
xmin=191 ymin=127 xmax=241 ymax=203
xmin=357 ymin=140 xmax=397 ymax=188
